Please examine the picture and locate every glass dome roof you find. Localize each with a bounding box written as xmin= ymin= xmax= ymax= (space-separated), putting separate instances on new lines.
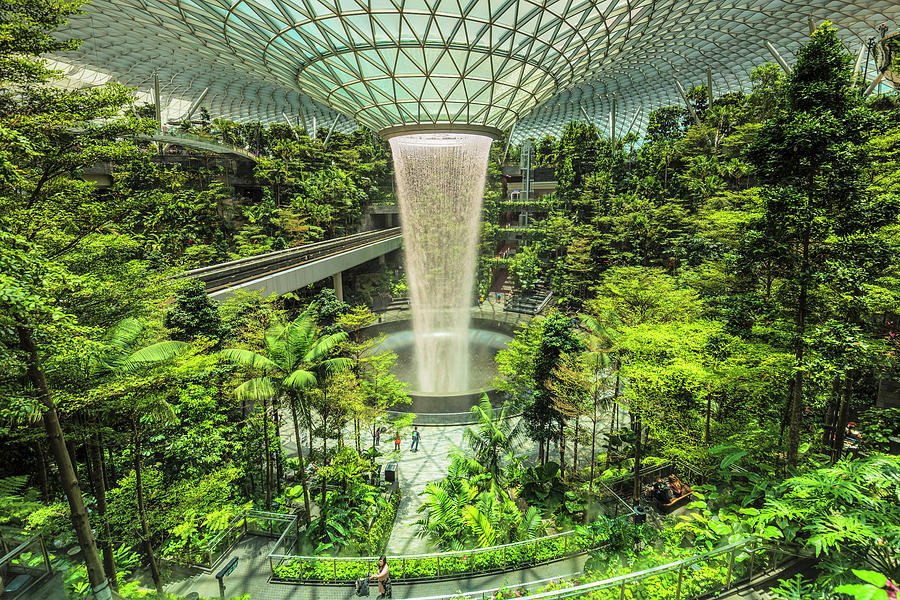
xmin=57 ymin=0 xmax=898 ymax=137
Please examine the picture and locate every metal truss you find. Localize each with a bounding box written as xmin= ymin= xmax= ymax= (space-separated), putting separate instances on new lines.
xmin=55 ymin=0 xmax=899 ymax=138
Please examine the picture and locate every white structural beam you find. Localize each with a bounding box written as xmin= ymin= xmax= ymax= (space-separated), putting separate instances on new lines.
xmin=766 ymin=41 xmax=793 ymax=74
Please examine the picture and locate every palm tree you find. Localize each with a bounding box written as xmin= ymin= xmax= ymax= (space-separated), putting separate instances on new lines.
xmin=462 ymin=396 xmax=522 ymax=490
xmin=97 ymin=318 xmax=189 ymax=598
xmin=221 ymin=310 xmax=351 ymax=521
xmin=578 ymin=315 xmax=618 ymax=492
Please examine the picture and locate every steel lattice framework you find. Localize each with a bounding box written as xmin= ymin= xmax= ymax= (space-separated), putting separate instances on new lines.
xmin=57 ymin=0 xmax=899 ymax=139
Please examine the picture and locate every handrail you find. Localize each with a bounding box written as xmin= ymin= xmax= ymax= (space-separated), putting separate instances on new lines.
xmin=205 ymin=509 xmax=294 ymax=551
xmin=407 ymin=572 xmax=582 ymax=600
xmin=269 ymin=528 xmax=580 ymax=562
xmin=203 ymin=512 xmax=248 ymax=552
xmin=150 ymin=129 xmax=257 ymax=160
xmin=0 ymin=534 xmax=43 ymax=566
xmin=511 ymin=538 xmax=766 ymax=600
xmin=181 ymin=227 xmax=401 ymax=278
xmin=535 ymin=292 xmax=554 ymax=314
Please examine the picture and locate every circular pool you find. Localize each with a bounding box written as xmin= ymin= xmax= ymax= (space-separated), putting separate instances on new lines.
xmin=372 ymin=326 xmax=512 ymax=415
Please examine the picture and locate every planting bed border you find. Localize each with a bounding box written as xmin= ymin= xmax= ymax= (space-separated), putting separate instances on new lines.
xmin=268 ymin=527 xmax=619 ymax=584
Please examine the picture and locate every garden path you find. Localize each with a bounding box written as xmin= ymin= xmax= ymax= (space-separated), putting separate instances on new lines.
xmin=163 ymin=533 xmax=585 ymax=600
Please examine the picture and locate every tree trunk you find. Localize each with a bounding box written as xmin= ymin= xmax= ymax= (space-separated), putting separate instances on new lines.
xmin=273 ymin=402 xmax=283 ymax=496
xmin=705 ymin=394 xmax=712 ymax=444
xmin=832 ymin=376 xmax=852 ymax=463
xmin=88 ymin=438 xmax=118 ymax=591
xmin=631 ymin=411 xmax=642 ymax=507
xmin=589 ymin=391 xmax=598 ymax=492
xmin=261 ymin=398 xmax=273 ymax=510
xmin=35 ymin=441 xmax=49 ymax=502
xmin=133 ymin=428 xmax=164 ymax=599
xmin=558 ymin=419 xmax=566 ymax=477
xmin=787 ymin=235 xmax=810 ymax=467
xmin=320 ymin=401 xmax=329 ymax=512
xmin=605 ymin=361 xmax=621 ymax=471
xmin=18 ymin=327 xmax=111 ymax=600
xmin=289 ymin=397 xmax=312 ymax=524
xmin=572 ymin=415 xmax=579 ymax=475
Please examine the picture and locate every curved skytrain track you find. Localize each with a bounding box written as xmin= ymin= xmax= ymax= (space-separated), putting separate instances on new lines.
xmin=180 ymin=227 xmax=402 ymax=295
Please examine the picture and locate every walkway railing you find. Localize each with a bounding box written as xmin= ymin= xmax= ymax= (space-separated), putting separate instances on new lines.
xmin=509 ymin=538 xmax=775 ymax=600
xmin=269 ymin=527 xmax=617 ymax=583
xmin=0 ymin=535 xmax=52 ymax=599
xmin=407 ymin=538 xmax=784 ymax=600
xmin=376 ymin=303 xmax=535 ymax=330
xmin=148 ymin=129 xmax=258 ymax=161
xmin=174 ymin=509 xmax=296 ymax=570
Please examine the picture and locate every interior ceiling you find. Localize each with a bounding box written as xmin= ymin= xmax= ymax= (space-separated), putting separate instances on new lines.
xmin=55 ymin=0 xmax=899 ymax=140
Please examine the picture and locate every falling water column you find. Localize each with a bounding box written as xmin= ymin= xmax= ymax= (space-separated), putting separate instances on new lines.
xmin=389 ymin=133 xmax=493 ymax=394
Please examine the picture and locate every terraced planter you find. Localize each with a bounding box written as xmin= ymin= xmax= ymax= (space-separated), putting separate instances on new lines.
xmin=269 ymin=529 xmax=605 ymax=583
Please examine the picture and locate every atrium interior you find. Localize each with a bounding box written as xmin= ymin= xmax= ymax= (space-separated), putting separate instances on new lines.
xmin=1 ymin=1 xmax=899 ymax=600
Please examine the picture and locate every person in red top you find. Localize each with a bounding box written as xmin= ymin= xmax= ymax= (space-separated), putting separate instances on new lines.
xmin=394 ymin=432 xmax=401 ymax=451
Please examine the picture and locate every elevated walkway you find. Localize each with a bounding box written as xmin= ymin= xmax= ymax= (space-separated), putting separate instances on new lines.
xmin=181 ymin=228 xmax=402 ymax=301
xmin=139 ymin=130 xmax=258 ymax=161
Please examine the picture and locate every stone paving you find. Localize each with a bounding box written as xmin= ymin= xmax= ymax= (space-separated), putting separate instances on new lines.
xmin=162 ymin=416 xmax=595 ymax=600
xmin=382 ymin=425 xmax=468 ymax=555
xmin=165 ymin=534 xmax=585 ymax=600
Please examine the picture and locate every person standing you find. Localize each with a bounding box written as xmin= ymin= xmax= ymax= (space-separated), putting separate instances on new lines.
xmin=410 ymin=427 xmax=420 ymax=452
xmin=370 ymin=555 xmax=391 ymax=599
xmin=394 ymin=432 xmax=401 ymax=451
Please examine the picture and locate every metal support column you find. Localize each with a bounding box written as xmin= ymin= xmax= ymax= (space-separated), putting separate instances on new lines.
xmin=501 ymin=121 xmax=516 ymax=164
xmin=864 ymin=71 xmax=886 ymax=97
xmin=182 ymin=87 xmax=210 ymax=121
xmin=808 ymin=15 xmax=816 ymax=35
xmin=765 ymin=41 xmax=792 ymax=74
xmin=674 ymin=79 xmax=701 ymax=126
xmin=609 ymin=97 xmax=616 ymax=142
xmin=153 ymin=73 xmax=162 ymax=132
xmin=323 ymin=114 xmax=340 ymax=148
xmin=297 ymin=103 xmax=309 ymax=137
xmin=707 ymin=68 xmax=714 ymax=108
xmin=519 ymin=140 xmax=534 ymax=228
xmin=283 ymin=112 xmax=300 ymax=140
xmin=853 ymin=43 xmax=867 ymax=80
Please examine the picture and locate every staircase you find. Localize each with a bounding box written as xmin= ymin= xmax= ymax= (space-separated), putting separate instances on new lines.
xmin=505 ymin=279 xmax=553 ymax=315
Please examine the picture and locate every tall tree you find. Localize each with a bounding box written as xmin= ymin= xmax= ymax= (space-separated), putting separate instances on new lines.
xmin=221 ymin=311 xmax=351 ymax=522
xmin=746 ymin=23 xmax=885 ymax=466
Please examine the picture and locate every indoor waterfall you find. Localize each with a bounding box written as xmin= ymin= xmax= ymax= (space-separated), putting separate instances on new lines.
xmin=389 ymin=133 xmax=492 ymax=393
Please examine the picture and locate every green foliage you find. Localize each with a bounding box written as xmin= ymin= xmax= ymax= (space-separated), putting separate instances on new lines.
xmin=415 ymin=456 xmax=536 ymax=551
xmin=758 ymin=454 xmax=900 ymax=582
xmin=768 ymin=575 xmax=830 ymax=600
xmin=164 ymin=281 xmax=224 ymax=342
xmin=835 ymin=570 xmax=896 ymax=600
xmin=519 ymin=462 xmax=569 ymax=513
xmin=462 ymin=397 xmax=523 ymax=488
xmin=273 ymin=528 xmax=608 ymax=582
xmin=350 ymin=488 xmax=401 ymax=556
xmin=857 ymin=407 xmax=900 ymax=452
xmin=587 ymin=267 xmax=704 ymax=327
xmin=0 ymin=475 xmax=42 ymax=527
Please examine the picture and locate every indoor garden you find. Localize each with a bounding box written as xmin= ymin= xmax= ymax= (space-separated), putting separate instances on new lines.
xmin=1 ymin=1 xmax=899 ymax=600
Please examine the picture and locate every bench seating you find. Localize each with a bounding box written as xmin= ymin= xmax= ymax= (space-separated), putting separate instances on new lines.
xmin=656 ymin=492 xmax=693 ymax=514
